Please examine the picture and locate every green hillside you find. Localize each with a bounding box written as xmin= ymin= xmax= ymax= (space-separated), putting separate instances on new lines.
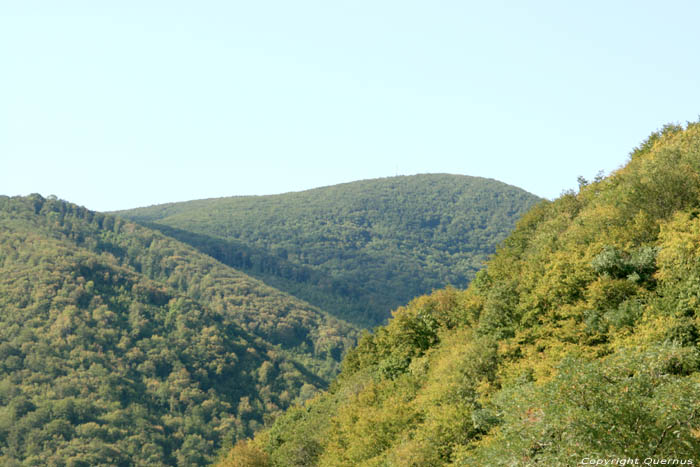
xmin=116 ymin=174 xmax=541 ymax=327
xmin=221 ymin=123 xmax=700 ymax=466
xmin=0 ymin=195 xmax=357 ymax=466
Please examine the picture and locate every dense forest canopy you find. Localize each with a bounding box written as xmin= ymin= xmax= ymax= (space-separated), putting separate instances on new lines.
xmin=0 ymin=195 xmax=357 ymax=465
xmin=117 ymin=174 xmax=541 ymax=327
xmin=221 ymin=123 xmax=700 ymax=466
xmin=0 ymin=173 xmax=538 ymax=466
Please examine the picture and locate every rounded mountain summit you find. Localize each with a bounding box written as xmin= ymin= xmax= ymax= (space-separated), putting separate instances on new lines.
xmin=116 ymin=174 xmax=542 ymax=327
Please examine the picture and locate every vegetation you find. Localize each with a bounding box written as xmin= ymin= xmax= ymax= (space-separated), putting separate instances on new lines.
xmin=0 ymin=195 xmax=357 ymax=465
xmin=222 ymin=123 xmax=700 ymax=466
xmin=116 ymin=174 xmax=541 ymax=327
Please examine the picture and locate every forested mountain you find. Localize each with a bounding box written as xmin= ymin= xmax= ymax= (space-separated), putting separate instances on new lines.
xmin=116 ymin=174 xmax=541 ymax=327
xmin=221 ymin=123 xmax=700 ymax=466
xmin=0 ymin=195 xmax=357 ymax=465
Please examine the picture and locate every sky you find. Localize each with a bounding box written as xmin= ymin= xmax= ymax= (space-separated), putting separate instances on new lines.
xmin=2 ymin=1 xmax=699 ymax=212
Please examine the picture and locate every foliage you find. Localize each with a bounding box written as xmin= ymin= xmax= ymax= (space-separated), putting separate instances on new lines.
xmin=228 ymin=122 xmax=700 ymax=466
xmin=116 ymin=174 xmax=540 ymax=327
xmin=0 ymin=195 xmax=358 ymax=465
xmin=459 ymin=349 xmax=700 ymax=465
xmin=216 ymin=439 xmax=270 ymax=467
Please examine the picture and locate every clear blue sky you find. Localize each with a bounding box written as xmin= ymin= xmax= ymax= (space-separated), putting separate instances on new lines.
xmin=2 ymin=1 xmax=699 ymax=211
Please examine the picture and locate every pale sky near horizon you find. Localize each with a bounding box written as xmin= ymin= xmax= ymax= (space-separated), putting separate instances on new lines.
xmin=2 ymin=1 xmax=699 ymax=212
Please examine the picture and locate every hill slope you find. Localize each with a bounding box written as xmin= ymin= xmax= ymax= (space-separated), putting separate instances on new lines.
xmin=0 ymin=195 xmax=357 ymax=466
xmin=223 ymin=123 xmax=700 ymax=466
xmin=116 ymin=174 xmax=541 ymax=327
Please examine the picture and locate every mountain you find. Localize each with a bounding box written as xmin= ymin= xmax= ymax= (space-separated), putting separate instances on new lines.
xmin=116 ymin=174 xmax=541 ymax=327
xmin=222 ymin=123 xmax=700 ymax=466
xmin=0 ymin=195 xmax=357 ymax=466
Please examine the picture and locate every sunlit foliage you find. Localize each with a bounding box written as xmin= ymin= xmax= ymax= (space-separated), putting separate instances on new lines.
xmin=229 ymin=122 xmax=700 ymax=466
xmin=0 ymin=196 xmax=357 ymax=465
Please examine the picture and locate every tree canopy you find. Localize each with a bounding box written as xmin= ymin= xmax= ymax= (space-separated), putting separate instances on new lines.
xmin=223 ymin=123 xmax=700 ymax=466
xmin=0 ymin=195 xmax=357 ymax=465
xmin=116 ymin=174 xmax=541 ymax=327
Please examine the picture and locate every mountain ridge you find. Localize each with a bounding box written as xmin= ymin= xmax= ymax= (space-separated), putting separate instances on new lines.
xmin=116 ymin=174 xmax=542 ymax=328
xmin=0 ymin=194 xmax=357 ymax=465
xmin=220 ymin=123 xmax=700 ymax=466
xmin=114 ymin=173 xmax=533 ymax=210
xmin=0 ymin=174 xmax=541 ymax=465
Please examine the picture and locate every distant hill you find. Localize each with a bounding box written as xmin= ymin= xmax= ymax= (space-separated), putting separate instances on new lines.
xmin=116 ymin=174 xmax=541 ymax=327
xmin=224 ymin=123 xmax=700 ymax=465
xmin=0 ymin=195 xmax=357 ymax=465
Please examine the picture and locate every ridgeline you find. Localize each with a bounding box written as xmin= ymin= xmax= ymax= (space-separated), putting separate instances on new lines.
xmin=220 ymin=124 xmax=700 ymax=465
xmin=116 ymin=174 xmax=541 ymax=328
xmin=0 ymin=195 xmax=356 ymax=465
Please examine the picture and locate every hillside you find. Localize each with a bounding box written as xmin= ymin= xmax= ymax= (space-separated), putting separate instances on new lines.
xmin=0 ymin=195 xmax=357 ymax=466
xmin=222 ymin=123 xmax=700 ymax=466
xmin=116 ymin=174 xmax=541 ymax=327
